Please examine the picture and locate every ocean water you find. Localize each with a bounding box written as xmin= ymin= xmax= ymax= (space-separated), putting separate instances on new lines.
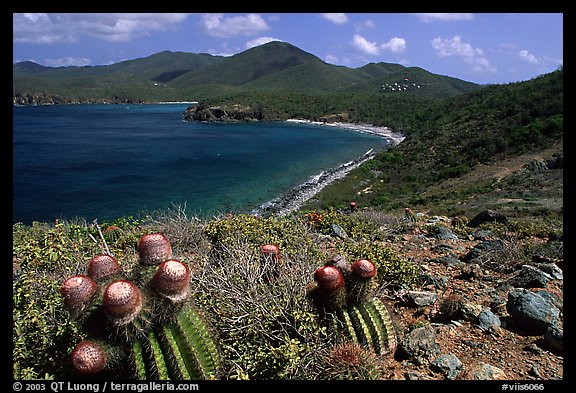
xmin=13 ymin=104 xmax=389 ymax=224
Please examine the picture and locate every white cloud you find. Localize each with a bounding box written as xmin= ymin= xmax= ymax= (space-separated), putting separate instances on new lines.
xmin=43 ymin=57 xmax=93 ymax=67
xmin=13 ymin=13 xmax=188 ymax=44
xmin=354 ymin=19 xmax=375 ymax=32
xmin=200 ymin=13 xmax=269 ymax=38
xmin=431 ymin=35 xmax=495 ymax=73
xmin=381 ymin=37 xmax=407 ymax=53
xmin=325 ymin=54 xmax=351 ymax=66
xmin=351 ymin=34 xmax=407 ymax=56
xmin=415 ymin=13 xmax=474 ymax=23
xmin=518 ymin=49 xmax=540 ymax=64
xmin=245 ymin=36 xmax=283 ymax=49
xmin=321 ymin=13 xmax=349 ymax=24
xmin=351 ymin=34 xmax=380 ymax=55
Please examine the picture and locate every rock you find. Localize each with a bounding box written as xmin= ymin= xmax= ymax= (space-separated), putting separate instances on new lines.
xmin=532 ymin=289 xmax=563 ymax=311
xmin=467 ymin=210 xmax=508 ymax=228
xmin=405 ymin=291 xmax=438 ymax=307
xmin=466 ymin=362 xmax=507 ymax=380
xmin=457 ymin=263 xmax=483 ymax=280
xmin=535 ymin=263 xmax=563 ymax=280
xmin=475 ymin=309 xmax=501 ymax=330
xmin=506 ymin=288 xmax=560 ymax=333
xmin=471 ymin=229 xmax=494 ymax=240
xmin=462 ymin=239 xmax=506 ymax=263
xmin=506 ymin=265 xmax=551 ymax=288
xmin=429 ymin=255 xmax=464 ymax=267
xmin=431 ymin=353 xmax=464 ymax=380
xmin=428 ymin=226 xmax=458 ymax=240
xmin=461 ymin=302 xmax=484 ymax=322
xmin=397 ymin=325 xmax=440 ymax=365
xmin=543 ymin=323 xmax=563 ymax=353
xmin=547 ymin=155 xmax=563 ymax=169
xmin=330 ymin=223 xmax=348 ymax=239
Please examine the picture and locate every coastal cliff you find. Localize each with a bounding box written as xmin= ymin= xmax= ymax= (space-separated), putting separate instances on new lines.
xmin=183 ymin=103 xmax=267 ymax=122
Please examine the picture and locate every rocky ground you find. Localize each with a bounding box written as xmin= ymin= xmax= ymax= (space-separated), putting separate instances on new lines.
xmin=357 ymin=211 xmax=564 ymax=381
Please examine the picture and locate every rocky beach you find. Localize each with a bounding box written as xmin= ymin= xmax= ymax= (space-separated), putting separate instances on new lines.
xmin=255 ymin=120 xmax=404 ymax=216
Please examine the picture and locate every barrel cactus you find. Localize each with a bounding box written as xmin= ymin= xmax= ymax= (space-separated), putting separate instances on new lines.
xmin=60 ymin=233 xmax=220 ymax=379
xmin=309 ymin=256 xmax=397 ymax=356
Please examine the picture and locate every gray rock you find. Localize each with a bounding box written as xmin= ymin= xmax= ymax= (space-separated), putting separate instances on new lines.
xmin=506 ymin=288 xmax=560 ymax=333
xmin=431 ymin=353 xmax=464 ymax=380
xmin=430 ymin=255 xmax=464 ymax=267
xmin=462 ymin=239 xmax=506 ymax=263
xmin=428 ymin=226 xmax=458 ymax=240
xmin=543 ymin=323 xmax=563 ymax=352
xmin=533 ymin=289 xmax=563 ymax=311
xmin=476 ymin=309 xmax=501 ymax=330
xmin=405 ymin=291 xmax=438 ymax=307
xmin=467 ymin=210 xmax=508 ymax=228
xmin=398 ymin=325 xmax=440 ymax=365
xmin=467 ymin=362 xmax=507 ymax=380
xmin=471 ymin=229 xmax=493 ymax=240
xmin=535 ymin=263 xmax=563 ymax=280
xmin=331 ymin=223 xmax=348 ymax=239
xmin=506 ymin=265 xmax=551 ymax=288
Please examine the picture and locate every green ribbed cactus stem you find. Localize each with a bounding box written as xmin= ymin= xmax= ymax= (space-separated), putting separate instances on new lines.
xmin=130 ymin=307 xmax=220 ymax=380
xmin=138 ymin=233 xmax=173 ymax=265
xmin=313 ymin=265 xmax=347 ymax=312
xmin=333 ymin=297 xmax=396 ymax=356
xmin=346 ymin=259 xmax=377 ymax=304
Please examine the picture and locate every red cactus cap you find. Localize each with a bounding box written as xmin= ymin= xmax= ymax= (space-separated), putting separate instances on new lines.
xmin=87 ymin=254 xmax=121 ymax=280
xmin=60 ymin=275 xmax=98 ymax=309
xmin=152 ymin=260 xmax=190 ymax=301
xmin=351 ymin=259 xmax=377 ymax=279
xmin=314 ymin=265 xmax=345 ymax=291
xmin=71 ymin=340 xmax=107 ymax=375
xmin=102 ymin=280 xmax=142 ymax=325
xmin=261 ymin=244 xmax=280 ymax=258
xmin=137 ymin=233 xmax=172 ymax=265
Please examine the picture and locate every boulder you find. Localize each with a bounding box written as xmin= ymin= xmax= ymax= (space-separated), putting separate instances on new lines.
xmin=467 ymin=210 xmax=508 ymax=228
xmin=506 ymin=288 xmax=560 ymax=333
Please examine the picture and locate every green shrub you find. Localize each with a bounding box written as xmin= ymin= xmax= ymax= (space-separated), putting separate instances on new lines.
xmin=193 ymin=239 xmax=329 ymax=379
xmin=335 ymin=241 xmax=420 ymax=287
xmin=203 ymin=213 xmax=322 ymax=260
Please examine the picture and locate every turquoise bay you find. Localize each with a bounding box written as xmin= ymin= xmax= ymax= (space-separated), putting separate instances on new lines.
xmin=13 ymin=104 xmax=389 ymax=224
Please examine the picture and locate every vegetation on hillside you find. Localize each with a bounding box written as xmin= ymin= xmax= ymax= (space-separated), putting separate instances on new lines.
xmin=303 ymin=68 xmax=563 ymax=217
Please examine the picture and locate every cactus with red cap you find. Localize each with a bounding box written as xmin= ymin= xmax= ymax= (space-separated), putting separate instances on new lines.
xmin=60 ymin=233 xmax=220 ymax=379
xmin=309 ymin=256 xmax=397 ymax=356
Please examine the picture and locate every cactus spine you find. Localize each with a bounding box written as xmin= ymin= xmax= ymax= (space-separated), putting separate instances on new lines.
xmin=60 ymin=233 xmax=220 ymax=379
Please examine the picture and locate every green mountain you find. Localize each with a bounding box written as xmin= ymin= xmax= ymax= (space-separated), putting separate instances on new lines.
xmin=13 ymin=41 xmax=481 ymax=104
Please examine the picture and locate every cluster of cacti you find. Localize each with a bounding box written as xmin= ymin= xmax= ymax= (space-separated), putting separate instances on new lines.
xmin=309 ymin=255 xmax=397 ymax=356
xmin=60 ymin=233 xmax=220 ymax=379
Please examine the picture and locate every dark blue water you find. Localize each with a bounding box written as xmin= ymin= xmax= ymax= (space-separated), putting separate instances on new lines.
xmin=13 ymin=104 xmax=388 ymax=224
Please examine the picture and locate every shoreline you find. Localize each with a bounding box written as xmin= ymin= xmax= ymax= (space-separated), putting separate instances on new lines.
xmin=255 ymin=120 xmax=403 ymax=216
xmin=285 ymin=118 xmax=406 ymax=146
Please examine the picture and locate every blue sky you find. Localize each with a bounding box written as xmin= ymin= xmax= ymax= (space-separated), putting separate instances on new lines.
xmin=12 ymin=13 xmax=563 ymax=85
